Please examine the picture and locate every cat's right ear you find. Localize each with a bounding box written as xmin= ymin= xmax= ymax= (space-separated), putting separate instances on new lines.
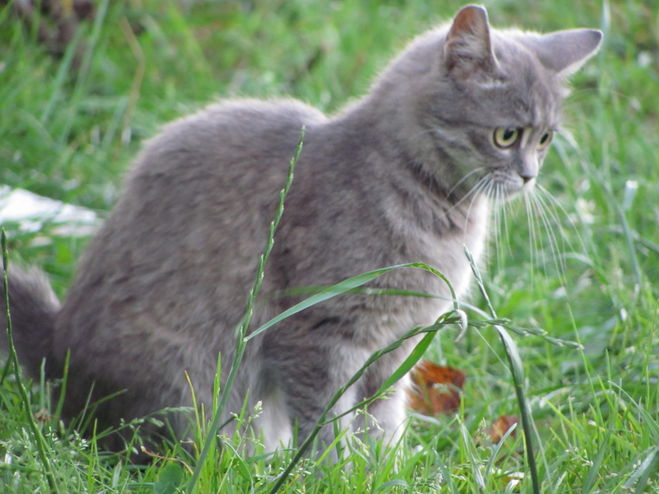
xmin=525 ymin=29 xmax=603 ymax=76
xmin=443 ymin=5 xmax=497 ymax=80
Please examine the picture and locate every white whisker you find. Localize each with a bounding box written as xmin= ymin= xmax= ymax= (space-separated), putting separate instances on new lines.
xmin=495 ymin=182 xmax=506 ymax=264
xmin=489 ymin=180 xmax=503 ymax=267
xmin=528 ymin=193 xmax=566 ymax=280
xmin=522 ymin=193 xmax=537 ymax=282
xmin=536 ymin=185 xmax=587 ymax=255
xmin=446 ymin=167 xmax=488 ymax=198
xmin=447 ymin=174 xmax=489 ymax=214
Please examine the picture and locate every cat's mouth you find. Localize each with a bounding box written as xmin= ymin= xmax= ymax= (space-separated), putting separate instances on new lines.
xmin=482 ymin=170 xmax=536 ymax=200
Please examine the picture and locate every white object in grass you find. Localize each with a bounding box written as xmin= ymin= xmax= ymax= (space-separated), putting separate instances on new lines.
xmin=0 ymin=185 xmax=99 ymax=236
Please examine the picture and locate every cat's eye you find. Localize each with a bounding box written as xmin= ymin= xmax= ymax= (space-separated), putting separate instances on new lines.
xmin=538 ymin=131 xmax=553 ymax=149
xmin=493 ymin=127 xmax=521 ymax=149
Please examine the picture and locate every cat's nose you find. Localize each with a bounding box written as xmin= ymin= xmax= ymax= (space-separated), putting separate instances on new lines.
xmin=518 ymin=156 xmax=538 ymax=184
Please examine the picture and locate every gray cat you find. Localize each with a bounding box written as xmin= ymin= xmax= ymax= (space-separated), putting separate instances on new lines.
xmin=1 ymin=5 xmax=601 ymax=453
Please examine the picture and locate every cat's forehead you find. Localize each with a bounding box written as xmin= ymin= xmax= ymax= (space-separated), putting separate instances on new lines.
xmin=487 ymin=32 xmax=564 ymax=128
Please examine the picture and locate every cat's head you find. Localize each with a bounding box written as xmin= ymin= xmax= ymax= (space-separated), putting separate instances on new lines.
xmin=376 ymin=5 xmax=602 ymax=202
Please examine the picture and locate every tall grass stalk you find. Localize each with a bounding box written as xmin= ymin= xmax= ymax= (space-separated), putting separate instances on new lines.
xmin=465 ymin=246 xmax=540 ymax=494
xmin=187 ymin=129 xmax=305 ymax=492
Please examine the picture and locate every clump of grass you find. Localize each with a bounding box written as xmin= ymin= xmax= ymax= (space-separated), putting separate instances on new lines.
xmin=2 ymin=231 xmax=60 ymax=493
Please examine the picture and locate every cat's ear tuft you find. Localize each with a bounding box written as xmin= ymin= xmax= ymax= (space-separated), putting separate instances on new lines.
xmin=443 ymin=5 xmax=496 ymax=79
xmin=527 ymin=29 xmax=603 ymax=76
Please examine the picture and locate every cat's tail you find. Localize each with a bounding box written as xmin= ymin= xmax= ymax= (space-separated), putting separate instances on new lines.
xmin=0 ymin=266 xmax=60 ymax=379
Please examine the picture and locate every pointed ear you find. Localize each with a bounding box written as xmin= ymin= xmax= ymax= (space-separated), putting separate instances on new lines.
xmin=525 ymin=29 xmax=603 ymax=76
xmin=443 ymin=5 xmax=496 ymax=79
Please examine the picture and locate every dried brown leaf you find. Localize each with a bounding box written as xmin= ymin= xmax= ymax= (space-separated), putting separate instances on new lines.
xmin=407 ymin=360 xmax=466 ymax=415
xmin=484 ymin=414 xmax=519 ymax=443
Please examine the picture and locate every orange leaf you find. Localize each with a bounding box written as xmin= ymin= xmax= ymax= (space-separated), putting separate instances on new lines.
xmin=484 ymin=414 xmax=519 ymax=443
xmin=407 ymin=360 xmax=466 ymax=415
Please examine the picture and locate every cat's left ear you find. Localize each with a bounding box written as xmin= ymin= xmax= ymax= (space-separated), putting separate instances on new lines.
xmin=526 ymin=29 xmax=603 ymax=76
xmin=443 ymin=5 xmax=497 ymax=80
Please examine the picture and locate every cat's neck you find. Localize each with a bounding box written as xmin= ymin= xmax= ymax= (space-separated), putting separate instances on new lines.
xmin=317 ymin=105 xmax=491 ymax=256
xmin=331 ymin=98 xmax=481 ymax=215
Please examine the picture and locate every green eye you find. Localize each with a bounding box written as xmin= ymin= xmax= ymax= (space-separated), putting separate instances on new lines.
xmin=493 ymin=127 xmax=520 ymax=148
xmin=538 ymin=131 xmax=553 ymax=149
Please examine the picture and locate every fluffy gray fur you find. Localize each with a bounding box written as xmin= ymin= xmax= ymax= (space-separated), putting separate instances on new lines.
xmin=1 ymin=6 xmax=601 ymax=452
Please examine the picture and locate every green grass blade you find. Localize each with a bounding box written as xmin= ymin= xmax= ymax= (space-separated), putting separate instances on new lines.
xmin=331 ymin=314 xmax=459 ymax=423
xmin=246 ymin=261 xmax=456 ymax=342
xmin=54 ymin=350 xmax=71 ymax=424
xmin=626 ymin=446 xmax=658 ymax=493
xmin=581 ymin=428 xmax=611 ymax=494
xmin=459 ymin=419 xmax=485 ymax=491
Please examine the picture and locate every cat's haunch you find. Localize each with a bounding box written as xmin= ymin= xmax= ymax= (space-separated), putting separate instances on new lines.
xmin=1 ymin=5 xmax=601 ymax=455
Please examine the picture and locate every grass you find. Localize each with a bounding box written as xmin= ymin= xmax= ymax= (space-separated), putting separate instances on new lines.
xmin=1 ymin=0 xmax=657 ymax=492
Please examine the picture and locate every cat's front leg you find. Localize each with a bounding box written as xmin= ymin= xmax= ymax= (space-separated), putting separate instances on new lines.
xmin=357 ymin=354 xmax=410 ymax=447
xmin=262 ymin=334 xmax=369 ymax=456
xmin=362 ymin=377 xmax=409 ymax=446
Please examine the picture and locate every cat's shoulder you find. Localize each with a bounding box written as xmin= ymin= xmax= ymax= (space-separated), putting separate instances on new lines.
xmin=128 ymin=98 xmax=324 ymax=183
xmin=141 ymin=98 xmax=323 ymax=161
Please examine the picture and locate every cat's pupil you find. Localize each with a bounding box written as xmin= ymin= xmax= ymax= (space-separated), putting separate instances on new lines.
xmin=503 ymin=128 xmax=516 ymax=140
xmin=539 ymin=131 xmax=553 ymax=148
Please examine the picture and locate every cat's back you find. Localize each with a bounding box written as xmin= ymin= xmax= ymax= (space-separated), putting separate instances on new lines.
xmin=90 ymin=97 xmax=326 ymax=263
xmin=134 ymin=98 xmax=326 ymax=186
xmin=120 ymin=98 xmax=327 ymax=268
xmin=57 ymin=99 xmax=326 ymax=349
xmin=104 ymin=98 xmax=325 ymax=241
